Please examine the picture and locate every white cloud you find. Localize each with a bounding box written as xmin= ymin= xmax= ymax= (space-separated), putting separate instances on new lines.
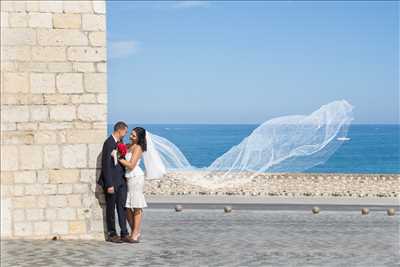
xmin=108 ymin=40 xmax=139 ymax=59
xmin=173 ymin=1 xmax=209 ymax=9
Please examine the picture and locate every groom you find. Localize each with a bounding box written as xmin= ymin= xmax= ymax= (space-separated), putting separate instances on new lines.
xmin=98 ymin=121 xmax=130 ymax=243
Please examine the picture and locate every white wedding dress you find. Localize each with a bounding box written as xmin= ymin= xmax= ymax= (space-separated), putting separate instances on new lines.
xmin=125 ymin=151 xmax=147 ymax=209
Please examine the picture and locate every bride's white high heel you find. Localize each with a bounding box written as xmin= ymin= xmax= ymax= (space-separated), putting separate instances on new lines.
xmin=132 ymin=232 xmax=141 ymax=243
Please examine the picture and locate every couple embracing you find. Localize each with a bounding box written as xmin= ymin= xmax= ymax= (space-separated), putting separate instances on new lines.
xmin=97 ymin=121 xmax=166 ymax=243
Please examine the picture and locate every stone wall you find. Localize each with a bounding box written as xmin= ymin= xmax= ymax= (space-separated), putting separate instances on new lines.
xmin=1 ymin=0 xmax=107 ymax=239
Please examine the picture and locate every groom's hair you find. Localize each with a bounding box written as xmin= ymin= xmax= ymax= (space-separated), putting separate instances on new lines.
xmin=113 ymin=121 xmax=128 ymax=132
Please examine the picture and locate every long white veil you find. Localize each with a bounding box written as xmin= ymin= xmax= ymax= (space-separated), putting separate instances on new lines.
xmin=141 ymin=100 xmax=354 ymax=187
xmin=142 ymin=132 xmax=167 ymax=179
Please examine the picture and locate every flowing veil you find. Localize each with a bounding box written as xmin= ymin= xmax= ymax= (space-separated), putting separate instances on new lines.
xmin=141 ymin=100 xmax=354 ymax=187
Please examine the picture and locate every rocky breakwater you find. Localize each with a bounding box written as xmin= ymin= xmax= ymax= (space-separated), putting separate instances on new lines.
xmin=144 ymin=172 xmax=400 ymax=198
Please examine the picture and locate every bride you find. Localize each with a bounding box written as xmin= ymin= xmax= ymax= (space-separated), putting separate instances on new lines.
xmin=118 ymin=127 xmax=166 ymax=242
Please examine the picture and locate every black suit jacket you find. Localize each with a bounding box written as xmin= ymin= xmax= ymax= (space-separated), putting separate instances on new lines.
xmin=98 ymin=135 xmax=126 ymax=189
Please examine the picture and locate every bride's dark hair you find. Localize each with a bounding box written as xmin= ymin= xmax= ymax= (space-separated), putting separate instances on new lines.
xmin=133 ymin=127 xmax=147 ymax=152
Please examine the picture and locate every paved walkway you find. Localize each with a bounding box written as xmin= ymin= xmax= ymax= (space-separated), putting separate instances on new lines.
xmin=2 ymin=209 xmax=399 ymax=266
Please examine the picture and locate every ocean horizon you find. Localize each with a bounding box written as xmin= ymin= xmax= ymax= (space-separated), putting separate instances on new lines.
xmin=108 ymin=123 xmax=400 ymax=174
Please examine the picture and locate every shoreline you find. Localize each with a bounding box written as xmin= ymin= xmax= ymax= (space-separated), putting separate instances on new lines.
xmin=144 ymin=172 xmax=400 ymax=203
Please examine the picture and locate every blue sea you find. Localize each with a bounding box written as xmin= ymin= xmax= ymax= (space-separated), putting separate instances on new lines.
xmin=108 ymin=124 xmax=400 ymax=174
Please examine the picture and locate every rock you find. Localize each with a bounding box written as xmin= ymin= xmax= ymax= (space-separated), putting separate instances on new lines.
xmin=312 ymin=206 xmax=320 ymax=214
xmin=175 ymin=205 xmax=183 ymax=212
xmin=224 ymin=206 xmax=232 ymax=213
xmin=387 ymin=208 xmax=396 ymax=216
xmin=361 ymin=208 xmax=369 ymax=215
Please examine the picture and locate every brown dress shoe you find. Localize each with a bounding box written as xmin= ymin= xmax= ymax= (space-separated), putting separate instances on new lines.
xmin=121 ymin=236 xmax=136 ymax=243
xmin=108 ymin=235 xmax=122 ymax=243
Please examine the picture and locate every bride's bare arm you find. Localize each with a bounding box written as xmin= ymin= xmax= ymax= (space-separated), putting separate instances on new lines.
xmin=119 ymin=145 xmax=142 ymax=170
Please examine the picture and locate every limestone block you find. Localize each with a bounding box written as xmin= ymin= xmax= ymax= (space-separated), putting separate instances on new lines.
xmin=1 ymin=122 xmax=17 ymax=131
xmin=26 ymin=1 xmax=40 ymax=12
xmin=13 ymin=1 xmax=27 ymax=12
xmin=35 ymin=131 xmax=57 ymax=144
xmin=49 ymin=169 xmax=80 ymax=184
xmin=1 ymin=132 xmax=34 ymax=145
xmin=1 ymin=12 xmax=9 ymax=28
xmin=16 ymin=122 xmax=38 ymax=131
xmin=69 ymin=221 xmax=86 ymax=234
xmin=37 ymin=170 xmax=49 ymax=184
xmin=1 ymin=61 xmax=17 ymax=72
xmin=80 ymin=169 xmax=97 ymax=183
xmin=66 ymin=129 xmax=106 ymax=144
xmin=73 ymin=183 xmax=89 ymax=194
xmin=31 ymin=73 xmax=56 ymax=94
xmin=1 ymin=145 xmax=19 ymax=171
xmin=29 ymin=12 xmax=52 ymax=28
xmin=38 ymin=29 xmax=88 ymax=46
xmin=82 ymin=14 xmax=105 ymax=31
xmin=32 ymin=46 xmax=66 ymax=62
xmin=67 ymin=194 xmax=82 ymax=207
xmin=44 ymin=145 xmax=60 ymax=168
xmin=58 ymin=184 xmax=73 ymax=194
xmin=14 ymin=222 xmax=33 ymax=236
xmin=33 ymin=221 xmax=50 ymax=235
xmin=43 ymin=184 xmax=57 ymax=195
xmin=62 ymin=144 xmax=87 ymax=168
xmin=44 ymin=94 xmax=70 ymax=104
xmin=49 ymin=105 xmax=76 ymax=121
xmin=47 ymin=62 xmax=73 ymax=73
xmin=92 ymin=1 xmax=106 ymax=14
xmin=39 ymin=1 xmax=63 ymax=13
xmin=77 ymin=104 xmax=106 ymax=121
xmin=53 ymin=13 xmax=81 ymax=29
xmin=57 ymin=207 xmax=76 ymax=220
xmin=14 ymin=171 xmax=36 ymax=184
xmin=19 ymin=145 xmax=42 ymax=170
xmin=18 ymin=62 xmax=47 ymax=72
xmin=13 ymin=209 xmax=25 ymax=222
xmin=2 ymin=46 xmax=31 ymax=61
xmin=24 ymin=184 xmax=43 ymax=195
xmin=97 ymin=93 xmax=106 ymax=104
xmin=84 ymin=73 xmax=106 ymax=92
xmin=1 ymin=105 xmax=30 ymax=122
xmin=52 ymin=221 xmax=68 ymax=235
xmin=67 ymin=47 xmax=106 ymax=62
xmin=39 ymin=122 xmax=74 ymax=130
xmin=13 ymin=196 xmax=36 ymax=208
xmin=48 ymin=195 xmax=67 ymax=208
xmin=3 ymin=72 xmax=29 ymax=93
xmin=36 ymin=195 xmax=46 ymax=208
xmin=26 ymin=208 xmax=44 ymax=221
xmin=9 ymin=12 xmax=28 ymax=27
xmin=96 ymin=62 xmax=107 ymax=72
xmin=63 ymin=1 xmax=93 ymax=13
xmin=88 ymin=31 xmax=105 ymax=46
xmin=56 ymin=73 xmax=83 ymax=93
xmin=1 ymin=28 xmax=36 ymax=45
xmin=70 ymin=94 xmax=97 ymax=104
xmin=88 ymin=143 xmax=103 ymax=168
xmin=45 ymin=208 xmax=57 ymax=220
xmin=30 ymin=105 xmax=49 ymax=121
xmin=73 ymin=62 xmax=95 ymax=73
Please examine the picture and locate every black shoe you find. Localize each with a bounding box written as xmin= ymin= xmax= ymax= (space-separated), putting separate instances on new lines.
xmin=107 ymin=235 xmax=122 ymax=243
xmin=121 ymin=236 xmax=135 ymax=243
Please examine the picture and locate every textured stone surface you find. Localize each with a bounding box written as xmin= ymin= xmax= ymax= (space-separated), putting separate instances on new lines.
xmin=1 ymin=209 xmax=399 ymax=266
xmin=1 ymin=0 xmax=107 ymax=239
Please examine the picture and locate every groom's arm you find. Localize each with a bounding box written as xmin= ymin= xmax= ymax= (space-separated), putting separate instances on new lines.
xmin=101 ymin=140 xmax=114 ymax=191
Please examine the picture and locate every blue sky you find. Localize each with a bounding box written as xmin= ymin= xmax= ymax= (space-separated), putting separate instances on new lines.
xmin=107 ymin=1 xmax=398 ymax=124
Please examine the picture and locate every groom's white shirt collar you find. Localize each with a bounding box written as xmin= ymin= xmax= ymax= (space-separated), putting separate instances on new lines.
xmin=111 ymin=133 xmax=118 ymax=143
